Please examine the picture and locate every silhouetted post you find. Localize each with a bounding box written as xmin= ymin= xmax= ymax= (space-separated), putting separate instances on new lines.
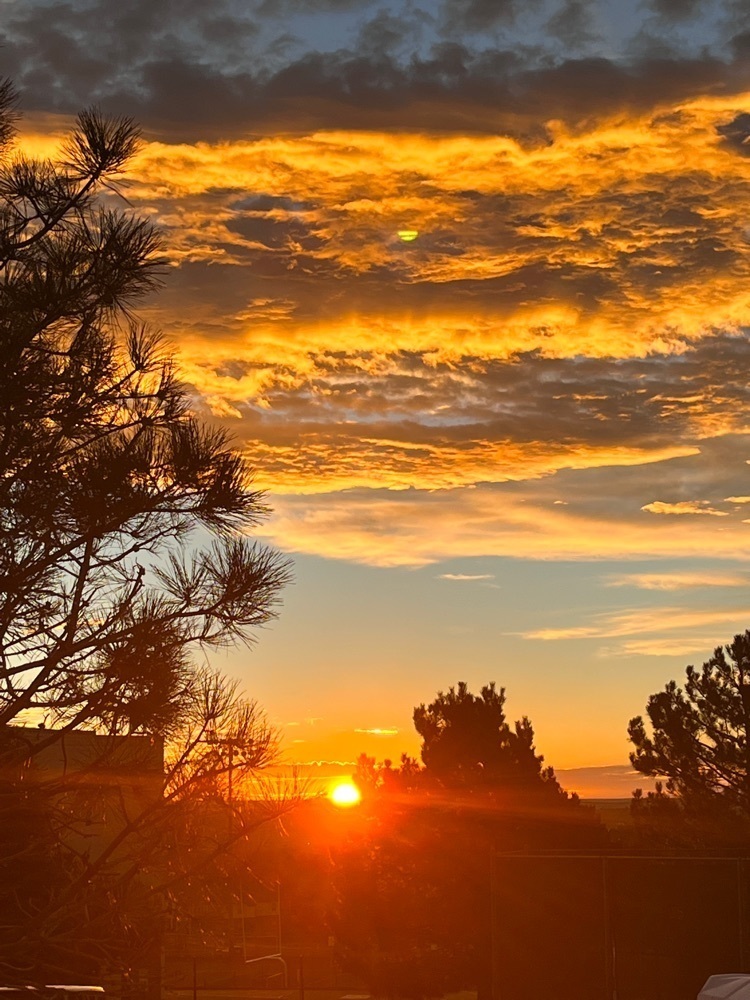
xmin=739 ymin=860 xmax=746 ymax=970
xmin=602 ymin=858 xmax=618 ymax=1000
xmin=602 ymin=858 xmax=611 ymax=1000
xmin=490 ymin=850 xmax=498 ymax=1000
xmin=277 ymin=880 xmax=283 ymax=955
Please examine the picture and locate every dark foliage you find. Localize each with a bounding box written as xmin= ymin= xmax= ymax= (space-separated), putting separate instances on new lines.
xmin=332 ymin=682 xmax=607 ymax=1000
xmin=0 ymin=80 xmax=291 ymax=983
xmin=629 ymin=630 xmax=750 ymax=839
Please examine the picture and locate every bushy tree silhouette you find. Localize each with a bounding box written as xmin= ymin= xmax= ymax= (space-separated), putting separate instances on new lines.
xmin=0 ymin=81 xmax=291 ymax=982
xmin=628 ymin=630 xmax=750 ymax=843
xmin=415 ymin=681 xmax=569 ymax=795
xmin=332 ymin=683 xmax=606 ymax=1000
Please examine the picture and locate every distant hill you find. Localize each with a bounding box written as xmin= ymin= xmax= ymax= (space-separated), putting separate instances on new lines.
xmin=269 ymin=761 xmax=658 ymax=800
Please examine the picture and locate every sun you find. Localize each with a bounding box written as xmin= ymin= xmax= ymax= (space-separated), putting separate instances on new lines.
xmin=328 ymin=780 xmax=361 ymax=808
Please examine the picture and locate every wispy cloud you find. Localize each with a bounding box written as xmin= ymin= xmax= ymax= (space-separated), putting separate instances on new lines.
xmin=521 ymin=606 xmax=750 ymax=641
xmin=600 ymin=637 xmax=722 ymax=658
xmin=641 ymin=500 xmax=729 ymax=516
xmin=605 ymin=571 xmax=747 ymax=590
xmin=438 ymin=573 xmax=495 ymax=581
xmin=259 ymin=463 xmax=750 ymax=566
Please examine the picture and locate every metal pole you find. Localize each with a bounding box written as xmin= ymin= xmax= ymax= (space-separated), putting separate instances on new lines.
xmin=277 ymin=881 xmax=283 ymax=956
xmin=240 ymin=873 xmax=247 ymax=963
xmin=227 ymin=742 xmax=234 ymax=955
xmin=490 ymin=850 xmax=497 ymax=1000
xmin=739 ymin=859 xmax=746 ymax=970
xmin=602 ymin=857 xmax=610 ymax=1000
xmin=602 ymin=856 xmax=618 ymax=1000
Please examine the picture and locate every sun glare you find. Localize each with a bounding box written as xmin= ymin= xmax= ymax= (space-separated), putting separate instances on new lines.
xmin=329 ymin=780 xmax=361 ymax=807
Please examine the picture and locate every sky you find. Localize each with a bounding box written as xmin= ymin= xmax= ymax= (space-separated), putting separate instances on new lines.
xmin=7 ymin=0 xmax=750 ymax=795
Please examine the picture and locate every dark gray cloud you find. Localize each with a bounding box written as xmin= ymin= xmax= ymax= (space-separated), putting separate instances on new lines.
xmin=647 ymin=0 xmax=705 ymax=20
xmin=716 ymin=112 xmax=750 ymax=155
xmin=545 ymin=0 xmax=600 ymax=50
xmin=1 ymin=0 xmax=262 ymax=130
xmin=3 ymin=0 xmax=749 ymax=136
xmin=230 ymin=195 xmax=316 ymax=212
xmin=256 ymin=0 xmax=370 ymax=12
xmin=439 ymin=0 xmax=530 ymax=33
xmin=356 ymin=8 xmax=434 ymax=59
xmin=225 ymin=213 xmax=325 ymax=252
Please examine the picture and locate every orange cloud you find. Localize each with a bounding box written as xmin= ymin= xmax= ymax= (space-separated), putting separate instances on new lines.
xmin=256 ymin=475 xmax=750 ymax=567
xmin=246 ymin=438 xmax=698 ymax=495
xmin=23 ymin=99 xmax=750 ymax=375
xmin=20 ymin=93 xmax=746 ymax=376
xmin=17 ymin=94 xmax=750 ymax=564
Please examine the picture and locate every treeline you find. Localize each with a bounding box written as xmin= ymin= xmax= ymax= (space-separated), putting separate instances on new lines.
xmin=321 ymin=638 xmax=750 ymax=1000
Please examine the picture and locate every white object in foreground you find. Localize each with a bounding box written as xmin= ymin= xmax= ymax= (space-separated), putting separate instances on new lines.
xmin=699 ymin=975 xmax=750 ymax=999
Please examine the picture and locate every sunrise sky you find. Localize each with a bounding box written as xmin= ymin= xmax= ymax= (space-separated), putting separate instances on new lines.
xmin=8 ymin=0 xmax=750 ymax=794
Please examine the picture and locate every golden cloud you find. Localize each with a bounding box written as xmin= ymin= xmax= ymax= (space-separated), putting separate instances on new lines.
xmin=257 ymin=482 xmax=750 ymax=567
xmin=22 ymin=98 xmax=750 ymax=382
xmin=17 ymin=95 xmax=750 ymax=561
xmin=15 ymin=93 xmax=739 ymax=368
xmin=247 ymin=438 xmax=698 ymax=494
